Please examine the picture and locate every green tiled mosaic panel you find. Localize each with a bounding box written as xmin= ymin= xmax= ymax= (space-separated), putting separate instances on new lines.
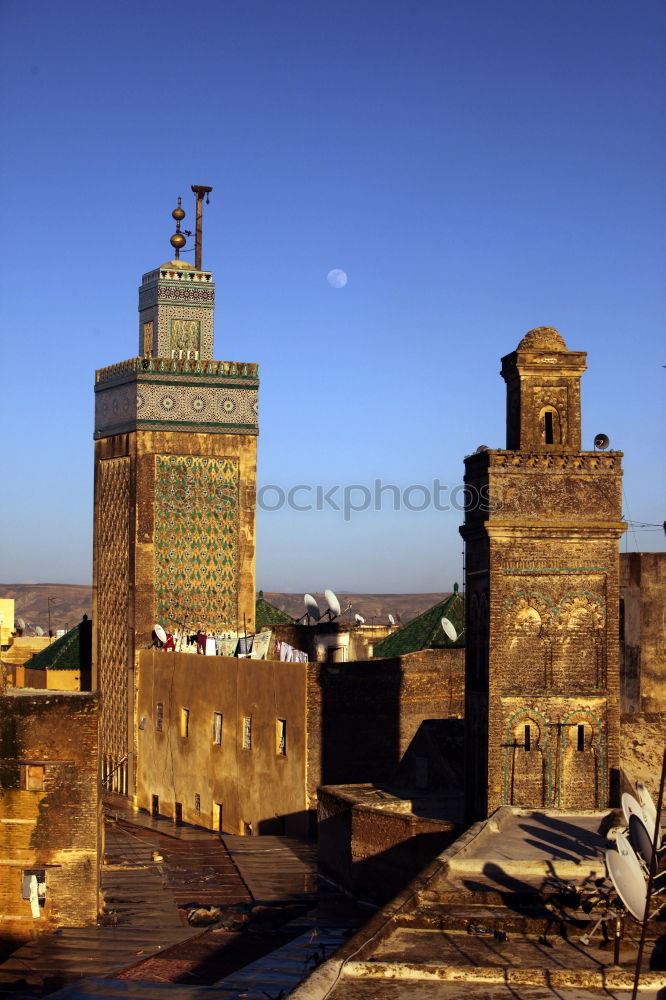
xmin=154 ymin=454 xmax=239 ymax=631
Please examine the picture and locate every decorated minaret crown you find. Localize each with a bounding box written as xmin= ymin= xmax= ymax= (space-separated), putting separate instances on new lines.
xmin=500 ymin=326 xmax=587 ymax=451
xmin=138 ymin=187 xmax=216 ymax=360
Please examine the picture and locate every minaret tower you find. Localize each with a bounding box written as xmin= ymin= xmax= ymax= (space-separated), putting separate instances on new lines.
xmin=461 ymin=327 xmax=625 ymax=819
xmin=92 ymin=189 xmax=258 ymax=796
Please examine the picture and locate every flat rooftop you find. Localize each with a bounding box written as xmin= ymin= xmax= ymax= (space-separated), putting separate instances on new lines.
xmin=290 ymin=807 xmax=666 ymax=1000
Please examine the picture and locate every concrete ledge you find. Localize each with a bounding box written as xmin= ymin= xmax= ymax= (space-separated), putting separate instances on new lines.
xmin=343 ymin=960 xmax=666 ymax=991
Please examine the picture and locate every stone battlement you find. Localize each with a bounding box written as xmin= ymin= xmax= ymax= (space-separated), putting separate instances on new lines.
xmin=96 ymin=357 xmax=259 ymax=385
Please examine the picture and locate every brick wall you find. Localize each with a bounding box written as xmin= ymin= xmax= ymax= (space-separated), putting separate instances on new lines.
xmin=0 ymin=692 xmax=100 ymax=941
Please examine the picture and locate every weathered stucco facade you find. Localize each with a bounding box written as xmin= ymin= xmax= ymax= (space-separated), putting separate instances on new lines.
xmin=92 ymin=247 xmax=258 ymax=799
xmin=0 ymin=691 xmax=101 ymax=942
xmin=134 ymin=646 xmax=464 ymax=838
xmin=461 ymin=327 xmax=625 ymax=819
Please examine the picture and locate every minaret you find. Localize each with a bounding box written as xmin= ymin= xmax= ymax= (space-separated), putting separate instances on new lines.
xmin=92 ymin=190 xmax=258 ymax=797
xmin=461 ymin=327 xmax=625 ymax=820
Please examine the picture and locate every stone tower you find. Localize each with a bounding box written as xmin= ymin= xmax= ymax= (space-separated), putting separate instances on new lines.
xmin=461 ymin=327 xmax=625 ymax=820
xmin=92 ymin=194 xmax=258 ymax=796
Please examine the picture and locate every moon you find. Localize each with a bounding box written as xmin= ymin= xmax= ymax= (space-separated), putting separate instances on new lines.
xmin=327 ymin=268 xmax=348 ymax=288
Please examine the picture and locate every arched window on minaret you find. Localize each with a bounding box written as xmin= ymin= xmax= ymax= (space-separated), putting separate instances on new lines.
xmin=539 ymin=406 xmax=561 ymax=446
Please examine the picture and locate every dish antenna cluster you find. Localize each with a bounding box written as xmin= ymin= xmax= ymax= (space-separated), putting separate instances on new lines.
xmin=300 ymin=589 xmax=342 ymax=624
xmin=605 ymin=780 xmax=665 ymax=923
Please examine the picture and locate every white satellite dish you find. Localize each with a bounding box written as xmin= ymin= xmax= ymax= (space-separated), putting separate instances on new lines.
xmin=621 ymin=792 xmax=644 ymax=828
xmin=388 ymin=614 xmax=395 ymax=625
xmin=636 ymin=781 xmax=658 ymax=827
xmin=304 ymin=594 xmax=321 ymax=621
xmin=324 ymin=589 xmax=341 ymax=619
xmin=16 ymin=617 xmax=26 ymax=630
xmin=441 ymin=617 xmax=458 ymax=642
xmin=606 ymin=846 xmax=647 ymax=922
xmin=154 ymin=623 xmax=167 ymax=644
xmin=34 ymin=626 xmax=44 ymax=636
xmin=355 ymin=613 xmax=365 ymax=624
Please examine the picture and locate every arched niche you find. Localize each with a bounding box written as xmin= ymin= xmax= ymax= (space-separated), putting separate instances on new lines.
xmin=502 ymin=708 xmax=552 ymax=808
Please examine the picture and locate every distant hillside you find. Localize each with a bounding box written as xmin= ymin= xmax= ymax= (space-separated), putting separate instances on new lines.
xmin=0 ymin=584 xmax=448 ymax=632
xmin=0 ymin=584 xmax=92 ymax=634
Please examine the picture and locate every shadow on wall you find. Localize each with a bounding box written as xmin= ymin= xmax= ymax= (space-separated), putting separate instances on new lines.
xmin=257 ymin=810 xmax=313 ymax=838
xmin=318 ymin=657 xmax=403 ymax=788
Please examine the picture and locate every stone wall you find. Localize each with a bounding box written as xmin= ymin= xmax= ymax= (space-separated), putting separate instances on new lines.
xmin=620 ymin=552 xmax=666 ymax=713
xmin=318 ymin=785 xmax=456 ymax=904
xmin=0 ymin=692 xmax=100 ymax=942
xmin=305 ymin=648 xmax=465 ymax=811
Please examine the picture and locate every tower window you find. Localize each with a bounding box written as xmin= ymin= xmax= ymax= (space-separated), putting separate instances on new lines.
xmin=276 ymin=719 xmax=287 ymax=756
xmin=180 ymin=708 xmax=190 ymax=738
xmin=212 ymin=712 xmax=222 ymax=745
xmin=577 ymin=724 xmax=585 ymax=751
xmin=194 ymin=793 xmax=201 ymax=816
xmin=524 ymin=724 xmax=531 ymax=752
xmin=156 ymin=703 xmax=163 ymax=732
xmin=544 ymin=410 xmax=554 ymax=444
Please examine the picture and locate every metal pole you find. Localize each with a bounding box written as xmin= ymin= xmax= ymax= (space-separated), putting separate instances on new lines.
xmin=191 ymin=185 xmax=212 ymax=271
xmin=631 ymin=745 xmax=666 ymax=999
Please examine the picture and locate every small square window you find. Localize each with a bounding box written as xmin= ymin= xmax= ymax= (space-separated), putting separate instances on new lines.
xmin=156 ymin=703 xmax=164 ymax=732
xmin=213 ymin=712 xmax=222 ymax=745
xmin=242 ymin=716 xmax=252 ymax=749
xmin=181 ymin=708 xmax=190 ymax=738
xmin=22 ymin=869 xmax=46 ymax=906
xmin=22 ymin=765 xmax=45 ymax=791
xmin=276 ymin=719 xmax=287 ymax=756
xmin=194 ymin=793 xmax=201 ymax=816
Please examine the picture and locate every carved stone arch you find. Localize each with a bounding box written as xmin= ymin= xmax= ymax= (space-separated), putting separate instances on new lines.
xmin=557 ymin=707 xmax=604 ymax=809
xmin=552 ymin=592 xmax=606 ymax=688
xmin=504 ymin=591 xmax=552 ymax=689
xmin=502 ymin=707 xmax=552 ymax=808
xmin=538 ymin=404 xmax=561 ymax=445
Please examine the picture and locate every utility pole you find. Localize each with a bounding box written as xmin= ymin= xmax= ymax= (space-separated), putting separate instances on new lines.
xmin=191 ymin=185 xmax=213 ymax=270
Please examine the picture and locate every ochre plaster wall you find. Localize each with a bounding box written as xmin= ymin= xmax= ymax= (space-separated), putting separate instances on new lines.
xmin=0 ymin=692 xmax=101 ymax=942
xmin=135 ymin=651 xmax=308 ymax=837
xmin=620 ymin=552 xmax=666 ymax=713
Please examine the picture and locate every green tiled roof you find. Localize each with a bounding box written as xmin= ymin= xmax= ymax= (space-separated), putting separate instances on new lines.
xmin=23 ymin=624 xmax=82 ymax=671
xmin=372 ymin=592 xmax=465 ymax=658
xmin=255 ymin=592 xmax=297 ymax=628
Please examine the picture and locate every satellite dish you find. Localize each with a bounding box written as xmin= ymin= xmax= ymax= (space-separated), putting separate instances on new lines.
xmin=628 ymin=814 xmax=659 ymax=878
xmin=154 ymin=623 xmax=167 ymax=644
xmin=388 ymin=614 xmax=395 ymax=625
xmin=324 ymin=589 xmax=341 ymax=619
xmin=304 ymin=594 xmax=321 ymax=621
xmin=606 ymin=846 xmax=647 ymax=922
xmin=475 ymin=445 xmax=489 ymax=453
xmin=594 ymin=433 xmax=610 ymax=450
xmin=441 ymin=617 xmax=458 ymax=642
xmin=621 ymin=792 xmax=645 ymax=828
xmin=16 ymin=617 xmax=25 ymax=630
xmin=34 ymin=626 xmax=44 ymax=636
xmin=354 ymin=613 xmax=365 ymax=624
xmin=636 ymin=781 xmax=658 ymax=827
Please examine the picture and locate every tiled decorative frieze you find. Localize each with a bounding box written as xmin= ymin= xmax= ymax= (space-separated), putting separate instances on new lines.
xmin=94 ymin=376 xmax=258 ymax=438
xmin=96 ymin=357 xmax=259 ymax=384
xmin=154 ymin=454 xmax=240 ymax=632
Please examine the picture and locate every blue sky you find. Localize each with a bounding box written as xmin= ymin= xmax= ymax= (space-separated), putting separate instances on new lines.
xmin=1 ymin=0 xmax=664 ymax=591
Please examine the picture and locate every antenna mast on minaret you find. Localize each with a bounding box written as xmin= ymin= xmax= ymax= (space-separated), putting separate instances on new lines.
xmin=191 ymin=185 xmax=213 ymax=270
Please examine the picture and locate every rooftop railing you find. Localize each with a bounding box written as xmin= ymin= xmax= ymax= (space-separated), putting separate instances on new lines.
xmin=95 ymin=357 xmax=259 ymax=384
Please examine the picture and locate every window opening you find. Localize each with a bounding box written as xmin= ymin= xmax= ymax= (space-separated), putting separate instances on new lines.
xmin=194 ymin=793 xmax=201 ymax=816
xmin=243 ymin=821 xmax=253 ymax=836
xmin=174 ymin=802 xmax=183 ymax=826
xmin=214 ymin=802 xmax=223 ymax=833
xmin=22 ymin=869 xmax=46 ymax=917
xmin=242 ymin=716 xmax=252 ymax=749
xmin=180 ymin=708 xmax=190 ymax=738
xmin=151 ymin=794 xmax=159 ymax=817
xmin=276 ymin=719 xmax=287 ymax=756
xmin=22 ymin=765 xmax=45 ymax=791
xmin=524 ymin=724 xmax=531 ymax=752
xmin=544 ymin=410 xmax=554 ymax=445
xmin=156 ymin=703 xmax=163 ymax=732
xmin=213 ymin=712 xmax=223 ymax=745
xmin=577 ymin=724 xmax=585 ymax=751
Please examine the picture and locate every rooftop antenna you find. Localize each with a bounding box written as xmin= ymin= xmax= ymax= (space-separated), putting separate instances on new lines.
xmin=191 ymin=185 xmax=213 ymax=270
xmin=388 ymin=614 xmax=396 ymax=626
xmin=606 ymin=834 xmax=648 ymax=922
xmin=16 ymin=617 xmax=26 ymax=631
xmin=354 ymin=613 xmax=365 ymax=626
